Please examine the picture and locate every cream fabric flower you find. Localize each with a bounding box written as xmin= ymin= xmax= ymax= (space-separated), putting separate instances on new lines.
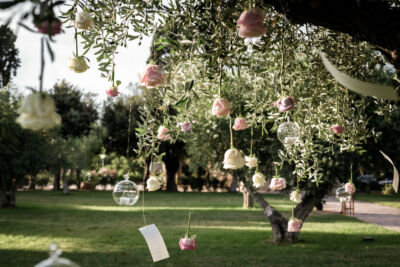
xmin=288 ymin=218 xmax=302 ymax=232
xmin=223 ymin=148 xmax=245 ymax=169
xmin=269 ymin=178 xmax=286 ymax=191
xmin=74 ymin=11 xmax=94 ymax=30
xmin=252 ymin=172 xmax=266 ymax=188
xmin=245 ymin=156 xmax=258 ymax=168
xmin=146 ymin=176 xmax=162 ymax=191
xmin=68 ymin=56 xmax=89 ymax=73
xmin=290 ymin=191 xmax=302 ymax=203
xmin=16 ymin=92 xmax=61 ymax=131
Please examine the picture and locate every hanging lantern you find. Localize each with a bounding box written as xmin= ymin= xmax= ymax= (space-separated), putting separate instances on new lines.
xmin=335 ymin=186 xmax=352 ymax=203
xmin=112 ymin=175 xmax=139 ymax=206
xmin=277 ymin=122 xmax=300 ymax=146
xmin=35 ymin=243 xmax=79 ymax=267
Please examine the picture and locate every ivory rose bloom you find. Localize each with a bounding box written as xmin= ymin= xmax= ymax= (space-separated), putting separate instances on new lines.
xmin=223 ymin=148 xmax=245 ymax=169
xmin=146 ymin=176 xmax=162 ymax=191
xmin=68 ymin=56 xmax=89 ymax=73
xmin=74 ymin=11 xmax=94 ymax=30
xmin=269 ymin=178 xmax=286 ymax=191
xmin=237 ymin=8 xmax=267 ymax=38
xmin=157 ymin=126 xmax=171 ymax=141
xmin=252 ymin=172 xmax=266 ymax=188
xmin=16 ymin=92 xmax=61 ymax=131
xmin=288 ymin=218 xmax=302 ymax=232
xmin=245 ymin=156 xmax=258 ymax=168
xmin=179 ymin=122 xmax=192 ymax=132
xmin=35 ymin=19 xmax=62 ymax=36
xmin=233 ymin=118 xmax=248 ymax=131
xmin=179 ymin=238 xmax=197 ymax=250
xmin=211 ymin=98 xmax=231 ymax=116
xmin=344 ymin=182 xmax=356 ymax=194
xmin=106 ymin=87 xmax=120 ymax=97
xmin=290 ymin=191 xmax=302 ymax=203
xmin=332 ymin=125 xmax=345 ymax=134
xmin=140 ymin=65 xmax=165 ymax=88
xmin=274 ymin=96 xmax=296 ymax=112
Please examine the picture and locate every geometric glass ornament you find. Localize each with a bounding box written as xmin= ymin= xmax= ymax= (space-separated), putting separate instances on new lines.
xmin=112 ymin=174 xmax=139 ymax=206
xmin=277 ymin=121 xmax=300 ymax=146
xmin=335 ymin=186 xmax=352 ymax=203
xmin=34 ymin=243 xmax=80 ymax=267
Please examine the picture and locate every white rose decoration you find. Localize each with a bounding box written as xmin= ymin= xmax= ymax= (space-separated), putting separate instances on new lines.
xmin=290 ymin=190 xmax=302 ymax=203
xmin=74 ymin=11 xmax=94 ymax=30
xmin=223 ymin=148 xmax=245 ymax=169
xmin=68 ymin=56 xmax=89 ymax=73
xmin=146 ymin=176 xmax=162 ymax=191
xmin=16 ymin=92 xmax=61 ymax=131
xmin=252 ymin=172 xmax=266 ymax=188
xmin=245 ymin=156 xmax=258 ymax=168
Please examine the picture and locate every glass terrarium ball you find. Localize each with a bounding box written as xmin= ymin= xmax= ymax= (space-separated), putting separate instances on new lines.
xmin=277 ymin=122 xmax=300 ymax=145
xmin=113 ymin=179 xmax=139 ymax=206
xmin=335 ymin=186 xmax=352 ymax=203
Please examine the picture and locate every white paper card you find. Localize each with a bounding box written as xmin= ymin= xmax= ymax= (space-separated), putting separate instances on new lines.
xmin=320 ymin=53 xmax=399 ymax=101
xmin=139 ymin=224 xmax=169 ymax=262
xmin=380 ymin=150 xmax=399 ymax=193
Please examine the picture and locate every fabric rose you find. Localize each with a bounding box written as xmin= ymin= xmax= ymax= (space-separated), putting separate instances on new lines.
xmin=274 ymin=96 xmax=296 ymax=112
xmin=146 ymin=176 xmax=162 ymax=191
xmin=106 ymin=87 xmax=120 ymax=97
xmin=16 ymin=92 xmax=61 ymax=131
xmin=269 ymin=178 xmax=286 ymax=191
xmin=237 ymin=8 xmax=267 ymax=38
xmin=233 ymin=118 xmax=248 ymax=131
xmin=245 ymin=155 xmax=258 ymax=168
xmin=288 ymin=218 xmax=302 ymax=232
xmin=211 ymin=98 xmax=231 ymax=117
xmin=344 ymin=182 xmax=356 ymax=194
xmin=179 ymin=238 xmax=197 ymax=250
xmin=157 ymin=126 xmax=171 ymax=141
xmin=68 ymin=56 xmax=89 ymax=73
xmin=179 ymin=122 xmax=192 ymax=132
xmin=35 ymin=18 xmax=62 ymax=36
xmin=223 ymin=148 xmax=245 ymax=169
xmin=74 ymin=11 xmax=94 ymax=30
xmin=252 ymin=172 xmax=266 ymax=188
xmin=290 ymin=191 xmax=302 ymax=203
xmin=332 ymin=125 xmax=345 ymax=134
xmin=140 ymin=65 xmax=165 ymax=88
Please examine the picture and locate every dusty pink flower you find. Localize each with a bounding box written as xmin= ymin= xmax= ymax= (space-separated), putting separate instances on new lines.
xmin=269 ymin=178 xmax=286 ymax=191
xmin=180 ymin=122 xmax=192 ymax=132
xmin=274 ymin=96 xmax=296 ymax=112
xmin=237 ymin=8 xmax=267 ymax=38
xmin=344 ymin=182 xmax=356 ymax=194
xmin=288 ymin=219 xmax=302 ymax=232
xmin=233 ymin=118 xmax=248 ymax=131
xmin=211 ymin=98 xmax=231 ymax=116
xmin=179 ymin=238 xmax=197 ymax=250
xmin=106 ymin=87 xmax=120 ymax=97
xmin=332 ymin=125 xmax=345 ymax=134
xmin=35 ymin=19 xmax=62 ymax=36
xmin=157 ymin=126 xmax=171 ymax=141
xmin=140 ymin=65 xmax=165 ymax=88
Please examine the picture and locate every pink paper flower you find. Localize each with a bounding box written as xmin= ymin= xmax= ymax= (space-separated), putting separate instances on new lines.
xmin=288 ymin=218 xmax=302 ymax=232
xmin=157 ymin=126 xmax=171 ymax=141
xmin=269 ymin=178 xmax=286 ymax=191
xmin=106 ymin=87 xmax=120 ymax=97
xmin=233 ymin=118 xmax=248 ymax=131
xmin=211 ymin=98 xmax=231 ymax=117
xmin=344 ymin=182 xmax=356 ymax=194
xmin=35 ymin=19 xmax=62 ymax=36
xmin=274 ymin=96 xmax=296 ymax=112
xmin=179 ymin=238 xmax=197 ymax=250
xmin=180 ymin=122 xmax=192 ymax=132
xmin=140 ymin=65 xmax=165 ymax=88
xmin=332 ymin=125 xmax=345 ymax=134
xmin=237 ymin=8 xmax=267 ymax=38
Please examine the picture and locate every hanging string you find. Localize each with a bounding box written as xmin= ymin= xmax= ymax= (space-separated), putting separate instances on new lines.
xmin=39 ymin=37 xmax=45 ymax=92
xmin=279 ymin=21 xmax=285 ymax=96
xmin=111 ymin=52 xmax=116 ymax=87
xmin=126 ymin=99 xmax=133 ymax=155
xmin=186 ymin=212 xmax=192 ymax=237
xmin=350 ymin=163 xmax=353 ymax=183
xmin=229 ymin=116 xmax=234 ymax=148
xmin=218 ymin=61 xmax=223 ymax=97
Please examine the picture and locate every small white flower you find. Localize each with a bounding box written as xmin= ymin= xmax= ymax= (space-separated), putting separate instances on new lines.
xmin=223 ymin=148 xmax=245 ymax=169
xmin=146 ymin=176 xmax=162 ymax=191
xmin=290 ymin=191 xmax=302 ymax=203
xmin=68 ymin=56 xmax=89 ymax=73
xmin=245 ymin=156 xmax=258 ymax=168
xmin=75 ymin=11 xmax=94 ymax=30
xmin=252 ymin=172 xmax=266 ymax=188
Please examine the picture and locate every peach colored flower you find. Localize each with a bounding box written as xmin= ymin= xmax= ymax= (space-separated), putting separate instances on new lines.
xmin=106 ymin=87 xmax=120 ymax=97
xmin=332 ymin=125 xmax=345 ymax=134
xmin=233 ymin=118 xmax=248 ymax=131
xmin=269 ymin=178 xmax=286 ymax=191
xmin=211 ymin=98 xmax=231 ymax=116
xmin=274 ymin=96 xmax=296 ymax=112
xmin=344 ymin=182 xmax=356 ymax=194
xmin=237 ymin=8 xmax=267 ymax=38
xmin=157 ymin=126 xmax=171 ymax=141
xmin=179 ymin=238 xmax=197 ymax=250
xmin=140 ymin=65 xmax=165 ymax=88
xmin=288 ymin=218 xmax=302 ymax=232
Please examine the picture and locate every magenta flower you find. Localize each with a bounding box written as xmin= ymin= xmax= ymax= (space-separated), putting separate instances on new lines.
xmin=211 ymin=98 xmax=231 ymax=117
xmin=179 ymin=122 xmax=192 ymax=132
xmin=106 ymin=87 xmax=120 ymax=97
xmin=274 ymin=96 xmax=296 ymax=112
xmin=269 ymin=178 xmax=286 ymax=191
xmin=35 ymin=19 xmax=62 ymax=36
xmin=237 ymin=8 xmax=267 ymax=38
xmin=179 ymin=238 xmax=197 ymax=250
xmin=288 ymin=218 xmax=302 ymax=232
xmin=157 ymin=126 xmax=171 ymax=141
xmin=332 ymin=125 xmax=345 ymax=134
xmin=344 ymin=182 xmax=356 ymax=194
xmin=140 ymin=65 xmax=165 ymax=88
xmin=232 ymin=118 xmax=248 ymax=131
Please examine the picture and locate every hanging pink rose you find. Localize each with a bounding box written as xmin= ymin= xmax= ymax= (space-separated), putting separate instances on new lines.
xmin=106 ymin=87 xmax=120 ymax=97
xmin=35 ymin=19 xmax=62 ymax=36
xmin=269 ymin=178 xmax=286 ymax=191
xmin=332 ymin=125 xmax=345 ymax=134
xmin=140 ymin=65 xmax=165 ymax=88
xmin=344 ymin=182 xmax=356 ymax=194
xmin=179 ymin=122 xmax=192 ymax=132
xmin=179 ymin=238 xmax=197 ymax=250
xmin=157 ymin=126 xmax=171 ymax=141
xmin=211 ymin=98 xmax=231 ymax=116
xmin=237 ymin=8 xmax=267 ymax=38
xmin=274 ymin=96 xmax=296 ymax=112
xmin=232 ymin=118 xmax=248 ymax=131
xmin=288 ymin=219 xmax=302 ymax=232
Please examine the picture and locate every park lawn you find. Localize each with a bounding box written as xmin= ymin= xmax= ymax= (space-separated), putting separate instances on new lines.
xmin=355 ymin=193 xmax=400 ymax=209
xmin=1 ymin=191 xmax=400 ymax=267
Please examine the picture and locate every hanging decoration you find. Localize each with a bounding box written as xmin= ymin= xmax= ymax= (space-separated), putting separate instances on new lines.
xmin=269 ymin=178 xmax=286 ymax=191
xmin=211 ymin=98 xmax=231 ymax=117
xmin=146 ymin=176 xmax=163 ymax=192
xmin=331 ymin=124 xmax=345 ymax=134
xmin=179 ymin=122 xmax=192 ymax=132
xmin=236 ymin=7 xmax=267 ymax=38
xmin=274 ymin=96 xmax=296 ymax=112
xmin=157 ymin=126 xmax=171 ymax=141
xmin=179 ymin=212 xmax=197 ymax=250
xmin=139 ymin=224 xmax=170 ymax=262
xmin=232 ymin=118 xmax=248 ymax=131
xmin=245 ymin=155 xmax=258 ymax=168
xmin=112 ymin=174 xmax=139 ymax=206
xmin=74 ymin=11 xmax=93 ymax=30
xmin=287 ymin=218 xmax=302 ymax=233
xmin=335 ymin=186 xmax=352 ymax=203
xmin=106 ymin=87 xmax=120 ymax=97
xmin=139 ymin=65 xmax=165 ymax=88
xmin=252 ymin=172 xmax=266 ymax=188
xmin=277 ymin=121 xmax=300 ymax=146
xmin=289 ymin=190 xmax=301 ymax=203
xmin=68 ymin=56 xmax=89 ymax=73
xmin=223 ymin=117 xmax=245 ymax=169
xmin=35 ymin=243 xmax=79 ymax=267
xmin=380 ymin=150 xmax=399 ymax=193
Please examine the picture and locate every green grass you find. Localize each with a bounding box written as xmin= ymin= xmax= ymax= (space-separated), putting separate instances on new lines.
xmin=355 ymin=193 xmax=400 ymax=209
xmin=1 ymin=191 xmax=400 ymax=267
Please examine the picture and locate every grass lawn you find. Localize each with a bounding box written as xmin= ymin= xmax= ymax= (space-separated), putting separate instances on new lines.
xmin=355 ymin=193 xmax=400 ymax=209
xmin=1 ymin=191 xmax=400 ymax=267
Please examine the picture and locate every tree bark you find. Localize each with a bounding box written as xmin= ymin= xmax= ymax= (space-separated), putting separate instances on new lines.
xmin=229 ymin=175 xmax=238 ymax=192
xmin=164 ymin=160 xmax=178 ymax=191
xmin=53 ymin=170 xmax=61 ymax=191
xmin=76 ymin=169 xmax=81 ymax=190
xmin=29 ymin=174 xmax=36 ymax=190
xmin=0 ymin=185 xmax=16 ymax=208
xmin=240 ymin=182 xmax=254 ymax=208
xmin=62 ymin=168 xmax=73 ymax=195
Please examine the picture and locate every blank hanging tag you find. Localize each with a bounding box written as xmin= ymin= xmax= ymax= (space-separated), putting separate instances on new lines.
xmin=380 ymin=151 xmax=399 ymax=193
xmin=139 ymin=224 xmax=169 ymax=262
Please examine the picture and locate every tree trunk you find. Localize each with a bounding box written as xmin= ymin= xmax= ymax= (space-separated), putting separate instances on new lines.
xmin=53 ymin=170 xmax=61 ymax=191
xmin=29 ymin=174 xmax=36 ymax=190
xmin=164 ymin=161 xmax=178 ymax=191
xmin=229 ymin=175 xmax=238 ymax=192
xmin=240 ymin=182 xmax=254 ymax=208
xmin=76 ymin=169 xmax=81 ymax=189
xmin=62 ymin=168 xmax=73 ymax=195
xmin=0 ymin=185 xmax=16 ymax=208
xmin=143 ymin=156 xmax=151 ymax=182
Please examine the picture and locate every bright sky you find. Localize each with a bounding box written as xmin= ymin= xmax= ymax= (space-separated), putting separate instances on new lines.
xmin=0 ymin=2 xmax=151 ymax=102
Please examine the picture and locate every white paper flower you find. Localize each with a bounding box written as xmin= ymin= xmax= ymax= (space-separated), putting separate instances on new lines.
xmin=252 ymin=172 xmax=266 ymax=188
xmin=223 ymin=148 xmax=245 ymax=169
xmin=146 ymin=176 xmax=162 ymax=191
xmin=16 ymin=92 xmax=61 ymax=131
xmin=245 ymin=156 xmax=258 ymax=168
xmin=74 ymin=11 xmax=94 ymax=30
xmin=68 ymin=56 xmax=89 ymax=73
xmin=290 ymin=190 xmax=302 ymax=203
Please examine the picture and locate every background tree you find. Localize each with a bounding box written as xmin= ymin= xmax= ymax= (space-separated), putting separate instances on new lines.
xmin=0 ymin=24 xmax=20 ymax=87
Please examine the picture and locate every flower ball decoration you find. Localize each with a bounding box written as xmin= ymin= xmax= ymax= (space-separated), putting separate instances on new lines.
xmin=274 ymin=96 xmax=296 ymax=112
xmin=335 ymin=186 xmax=352 ymax=203
xmin=35 ymin=18 xmax=62 ymax=36
xmin=112 ymin=175 xmax=139 ymax=206
xmin=245 ymin=155 xmax=258 ymax=168
xmin=140 ymin=65 xmax=165 ymax=88
xmin=287 ymin=218 xmax=302 ymax=232
xmin=147 ymin=176 xmax=163 ymax=191
xmin=223 ymin=148 xmax=245 ymax=169
xmin=68 ymin=56 xmax=89 ymax=73
xmin=290 ymin=190 xmax=302 ymax=203
xmin=74 ymin=11 xmax=94 ymax=30
xmin=344 ymin=182 xmax=356 ymax=194
xmin=237 ymin=8 xmax=267 ymax=38
xmin=106 ymin=87 xmax=120 ymax=97
xmin=211 ymin=98 xmax=231 ymax=117
xmin=157 ymin=126 xmax=171 ymax=141
xmin=179 ymin=122 xmax=192 ymax=132
xmin=232 ymin=118 xmax=248 ymax=131
xmin=277 ymin=122 xmax=300 ymax=146
xmin=269 ymin=178 xmax=286 ymax=191
xmin=179 ymin=213 xmax=197 ymax=251
xmin=332 ymin=125 xmax=345 ymax=134
xmin=252 ymin=172 xmax=266 ymax=188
